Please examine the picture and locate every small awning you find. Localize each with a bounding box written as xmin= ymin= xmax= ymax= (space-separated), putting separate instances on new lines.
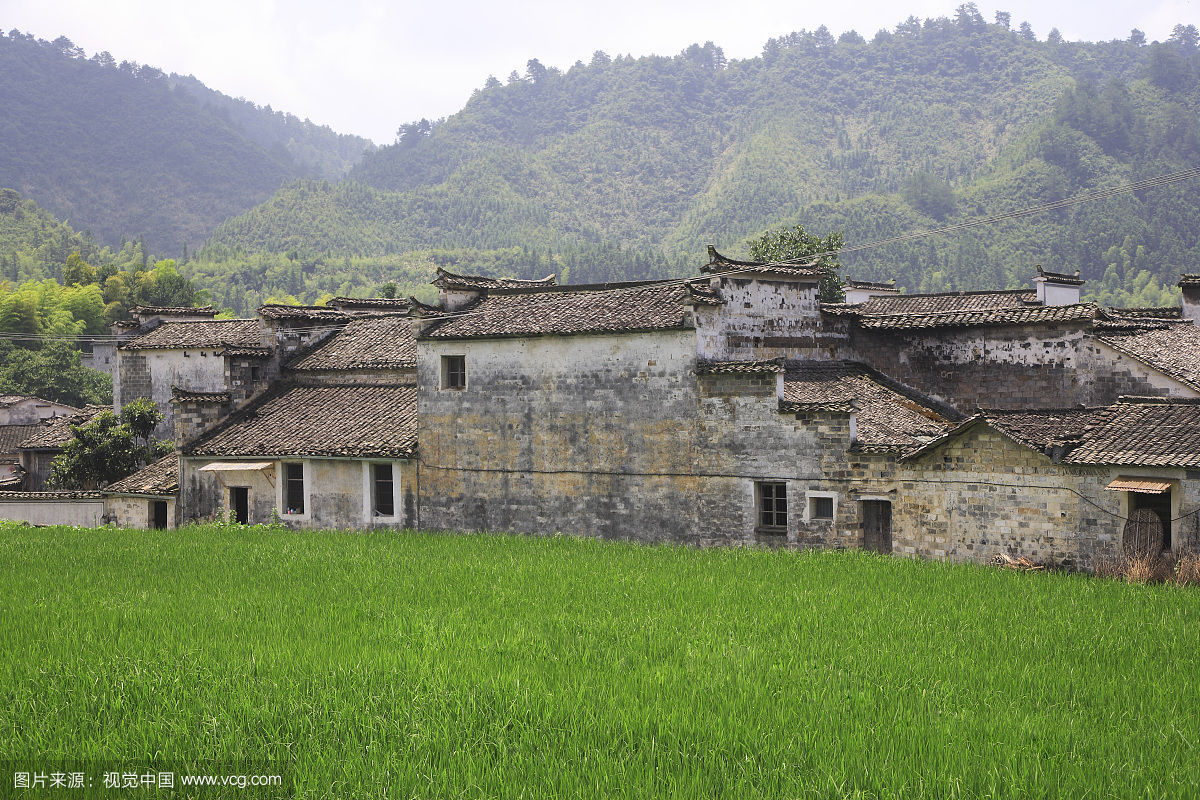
xmin=1105 ymin=477 xmax=1173 ymax=494
xmin=198 ymin=461 xmax=274 ymax=473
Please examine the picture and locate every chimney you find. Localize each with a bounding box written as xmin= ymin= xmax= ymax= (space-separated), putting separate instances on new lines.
xmin=1033 ymin=266 xmax=1083 ymax=306
xmin=1180 ymin=275 xmax=1200 ymax=325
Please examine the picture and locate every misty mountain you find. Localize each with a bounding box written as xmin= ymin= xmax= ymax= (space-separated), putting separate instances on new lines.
xmin=0 ymin=28 xmax=374 ymax=255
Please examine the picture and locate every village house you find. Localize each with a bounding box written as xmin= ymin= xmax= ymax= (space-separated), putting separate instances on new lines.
xmin=5 ymin=257 xmax=1200 ymax=571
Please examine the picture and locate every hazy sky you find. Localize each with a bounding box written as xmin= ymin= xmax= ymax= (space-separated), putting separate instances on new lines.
xmin=3 ymin=0 xmax=1195 ymax=143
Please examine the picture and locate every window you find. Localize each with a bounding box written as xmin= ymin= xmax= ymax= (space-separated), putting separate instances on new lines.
xmin=441 ymin=355 xmax=466 ymax=390
xmin=757 ymin=481 xmax=787 ymax=530
xmin=284 ymin=463 xmax=305 ymax=515
xmin=373 ymin=463 xmax=395 ymax=517
xmin=810 ymin=494 xmax=835 ymax=521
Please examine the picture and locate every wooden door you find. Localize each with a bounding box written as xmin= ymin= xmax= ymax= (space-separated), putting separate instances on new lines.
xmin=863 ymin=500 xmax=892 ymax=554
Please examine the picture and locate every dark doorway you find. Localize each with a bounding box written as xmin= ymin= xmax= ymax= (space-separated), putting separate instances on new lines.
xmin=150 ymin=500 xmax=168 ymax=529
xmin=230 ymin=487 xmax=249 ymax=524
xmin=1126 ymin=489 xmax=1171 ymax=553
xmin=862 ymin=500 xmax=892 ymax=554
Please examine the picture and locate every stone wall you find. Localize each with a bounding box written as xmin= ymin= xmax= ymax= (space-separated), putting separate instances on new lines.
xmin=227 ymin=357 xmax=271 ymax=406
xmin=104 ymin=495 xmax=176 ymax=529
xmin=891 ymin=425 xmax=1151 ymax=570
xmin=417 ymin=331 xmax=704 ymax=543
xmin=695 ymin=277 xmax=853 ymax=361
xmin=417 ymin=331 xmax=888 ymax=549
xmin=180 ymin=457 xmax=416 ymax=530
xmin=853 ymin=325 xmax=1198 ymax=412
xmin=117 ymin=349 xmax=228 ymax=439
xmin=173 ymin=399 xmax=231 ymax=445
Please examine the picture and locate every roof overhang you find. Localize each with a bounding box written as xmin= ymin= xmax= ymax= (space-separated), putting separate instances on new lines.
xmin=198 ymin=461 xmax=274 ymax=473
xmin=1105 ymin=477 xmax=1173 ymax=494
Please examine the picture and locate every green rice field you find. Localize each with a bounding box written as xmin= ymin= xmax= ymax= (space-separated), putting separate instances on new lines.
xmin=1 ymin=523 xmax=1198 ymax=798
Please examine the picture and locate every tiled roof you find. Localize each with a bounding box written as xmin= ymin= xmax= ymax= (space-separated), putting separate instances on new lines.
xmin=823 ymin=289 xmax=1037 ymax=316
xmin=1063 ymin=398 xmax=1200 ymax=467
xmin=433 ymin=268 xmax=557 ymax=291
xmin=845 ymin=278 xmax=898 ymax=292
xmin=1035 ymin=266 xmax=1084 ymax=285
xmin=327 ymin=296 xmax=414 ymax=312
xmin=1179 ymin=274 xmax=1200 ymax=288
xmin=701 ymin=245 xmax=821 ymax=280
xmin=0 ymin=395 xmax=35 ymax=407
xmin=170 ymin=388 xmax=231 ymax=404
xmin=129 ymin=305 xmax=217 ymax=317
xmin=697 ymin=358 xmax=785 ymax=375
xmin=119 ymin=319 xmax=262 ymax=350
xmin=257 ymin=304 xmax=350 ymax=322
xmin=418 ymin=281 xmax=711 ymax=340
xmin=1095 ymin=323 xmax=1200 ymax=391
xmin=904 ymin=399 xmax=1200 ymax=468
xmin=981 ymin=408 xmax=1107 ymax=451
xmin=0 ymin=424 xmax=41 ymax=453
xmin=851 ymin=303 xmax=1099 ymax=331
xmin=1105 ymin=306 xmax=1182 ymax=319
xmin=0 ymin=490 xmax=104 ymax=500
xmin=18 ymin=405 xmax=108 ymax=449
xmin=287 ymin=315 xmax=416 ymax=372
xmin=186 ymin=384 xmax=416 ymax=459
xmin=781 ymin=362 xmax=956 ymax=450
xmin=105 ymin=453 xmax=179 ymax=496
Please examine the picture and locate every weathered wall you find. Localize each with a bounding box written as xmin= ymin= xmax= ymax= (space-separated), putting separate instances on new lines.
xmin=692 ymin=372 xmax=870 ymax=548
xmin=227 ymin=356 xmax=272 ymax=406
xmin=853 ymin=325 xmax=1198 ymax=412
xmin=695 ymin=277 xmax=853 ymax=361
xmin=20 ymin=450 xmax=58 ymax=491
xmin=173 ymin=399 xmax=231 ymax=445
xmin=893 ymin=426 xmax=1130 ymax=570
xmin=117 ymin=349 xmax=227 ymax=439
xmin=104 ymin=496 xmax=176 ymax=529
xmin=417 ymin=332 xmax=887 ymax=549
xmin=0 ymin=496 xmax=105 ymax=526
xmin=0 ymin=399 xmax=78 ymax=425
xmin=180 ymin=457 xmax=416 ymax=529
xmin=417 ymin=331 xmax=705 ymax=543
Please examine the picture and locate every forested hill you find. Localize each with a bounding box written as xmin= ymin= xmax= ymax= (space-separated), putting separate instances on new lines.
xmin=0 ymin=28 xmax=373 ymax=256
xmin=199 ymin=13 xmax=1200 ymax=309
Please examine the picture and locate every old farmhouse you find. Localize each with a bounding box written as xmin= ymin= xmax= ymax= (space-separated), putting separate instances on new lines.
xmin=4 ymin=258 xmax=1200 ymax=571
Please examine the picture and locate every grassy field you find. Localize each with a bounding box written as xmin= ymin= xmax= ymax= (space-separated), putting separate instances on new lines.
xmin=0 ymin=524 xmax=1198 ymax=799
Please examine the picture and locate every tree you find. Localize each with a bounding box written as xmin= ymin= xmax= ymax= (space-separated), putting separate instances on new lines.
xmin=1129 ymin=29 xmax=1146 ymax=46
xmin=747 ymin=225 xmax=845 ymax=302
xmin=1047 ymin=28 xmax=1065 ymax=45
xmin=47 ymin=398 xmax=171 ymax=490
xmin=483 ymin=75 xmax=501 ymax=90
xmin=525 ymin=58 xmax=548 ymax=84
xmin=1018 ymin=21 xmax=1035 ymax=40
xmin=994 ymin=11 xmax=1011 ymax=30
xmin=0 ymin=340 xmax=111 ymax=407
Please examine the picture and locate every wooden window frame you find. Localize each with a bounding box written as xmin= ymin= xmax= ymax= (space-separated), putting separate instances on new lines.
xmin=756 ymin=481 xmax=788 ymax=532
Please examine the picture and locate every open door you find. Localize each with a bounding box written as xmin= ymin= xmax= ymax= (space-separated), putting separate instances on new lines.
xmin=862 ymin=500 xmax=892 ymax=554
xmin=230 ymin=487 xmax=249 ymax=524
xmin=150 ymin=500 xmax=168 ymax=529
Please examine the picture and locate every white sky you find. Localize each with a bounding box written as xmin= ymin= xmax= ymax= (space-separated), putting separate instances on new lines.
xmin=2 ymin=0 xmax=1196 ymax=144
